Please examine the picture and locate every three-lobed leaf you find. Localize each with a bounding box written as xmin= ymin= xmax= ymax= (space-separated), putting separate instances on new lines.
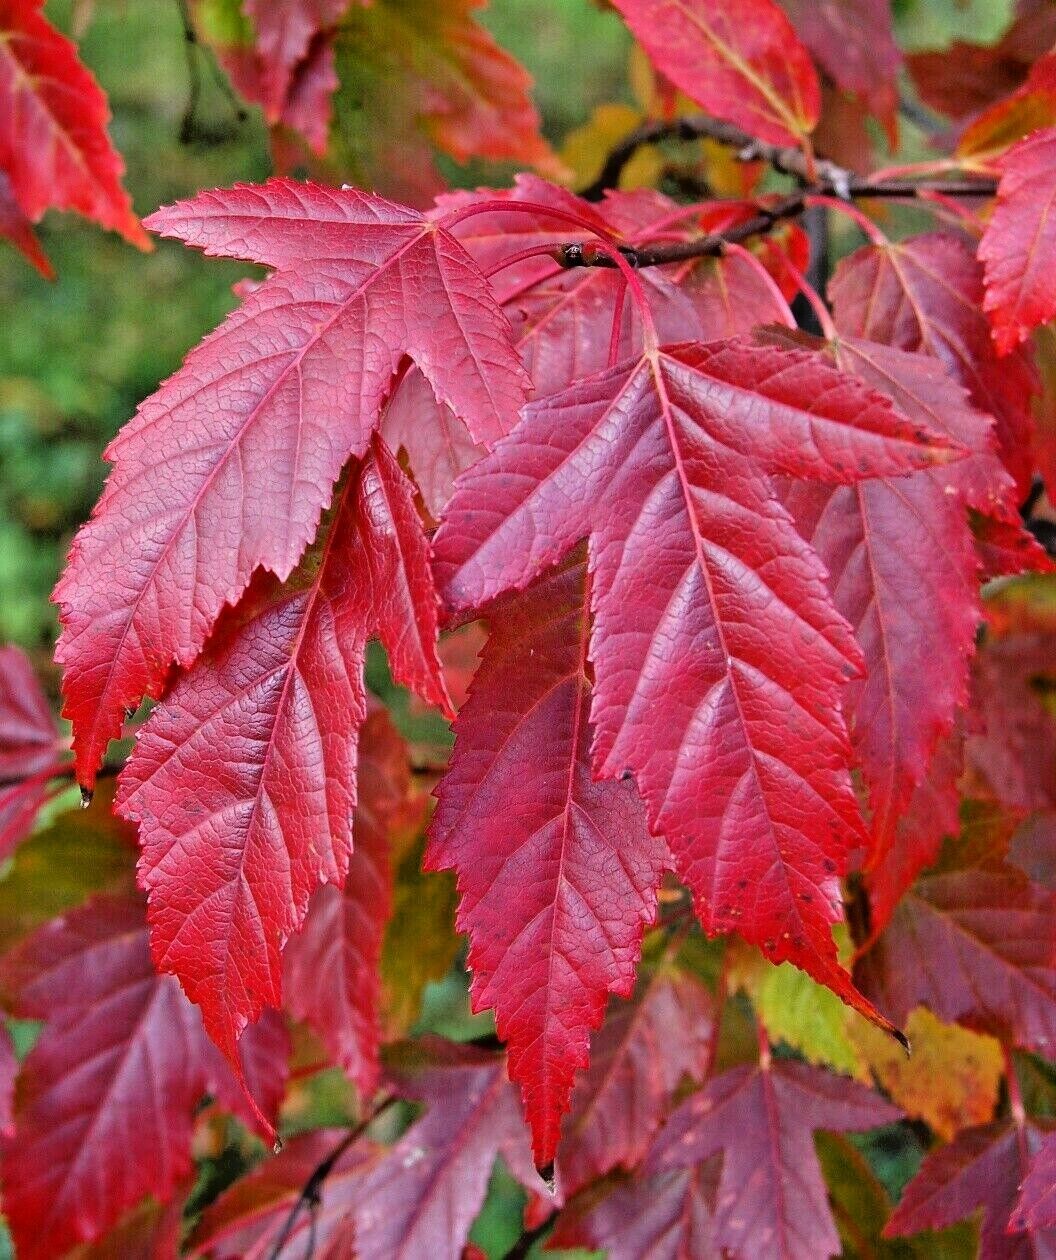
xmin=646 ymin=1057 xmax=900 ymax=1260
xmin=118 ymin=436 xmax=446 ymax=1074
xmin=0 ymin=895 xmax=289 ymax=1259
xmin=428 ymin=557 xmax=670 ymax=1170
xmin=435 ymin=333 xmax=957 ymax=1024
xmin=56 ymin=178 xmax=525 ymax=788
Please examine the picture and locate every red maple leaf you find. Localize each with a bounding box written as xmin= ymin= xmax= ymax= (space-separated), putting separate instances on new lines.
xmin=550 ymin=1163 xmax=721 ymax=1259
xmin=190 ymin=1040 xmax=540 ymax=1260
xmin=282 ymin=705 xmax=409 ymax=1094
xmin=980 ymin=127 xmax=1056 ymax=353
xmin=118 ymin=436 xmax=448 ymax=1071
xmin=434 ymin=331 xmax=957 ymax=1021
xmin=645 ymin=1055 xmax=900 ymax=1260
xmin=856 ymin=842 xmax=1056 ymax=1054
xmin=887 ymin=1119 xmax=1056 ymax=1260
xmin=0 ymin=895 xmax=289 ymax=1259
xmin=55 ymin=178 xmax=526 ymax=788
xmin=554 ymin=963 xmax=715 ymax=1197
xmin=0 ymin=0 xmax=146 ymax=247
xmin=610 ymin=0 xmax=821 ymax=148
xmin=774 ymin=329 xmax=1016 ymax=865
xmin=830 ymin=231 xmax=1039 ymax=498
xmin=428 ymin=557 xmax=670 ymax=1170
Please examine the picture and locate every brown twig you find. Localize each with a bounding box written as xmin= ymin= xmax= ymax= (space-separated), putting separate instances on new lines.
xmin=266 ymin=1094 xmax=398 ymax=1260
xmin=570 ymin=114 xmax=996 ymax=270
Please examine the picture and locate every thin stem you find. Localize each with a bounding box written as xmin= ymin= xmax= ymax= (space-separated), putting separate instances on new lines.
xmin=564 ymin=238 xmax=659 ymax=349
xmin=266 ymin=1095 xmax=398 ymax=1260
xmin=915 ymin=189 xmax=982 ymax=230
xmin=607 ymin=275 xmax=628 ymax=367
xmin=482 ymin=243 xmax=566 ymax=281
xmin=721 ymin=242 xmax=796 ymax=329
xmin=438 ymin=198 xmax=617 ymax=242
xmin=805 ymin=194 xmax=889 ymax=246
xmin=776 ymin=255 xmax=837 ymax=338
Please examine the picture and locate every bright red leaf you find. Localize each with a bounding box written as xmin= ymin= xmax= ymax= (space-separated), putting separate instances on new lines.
xmin=1013 ymin=1131 xmax=1056 ymax=1233
xmin=281 ymin=705 xmax=408 ymax=1095
xmin=776 ymin=331 xmax=1015 ymax=865
xmin=0 ymin=895 xmax=289 ymax=1259
xmin=979 ymin=127 xmax=1056 ymax=355
xmin=118 ymin=436 xmax=447 ymax=1070
xmin=428 ymin=558 xmax=670 ymax=1170
xmin=434 ymin=334 xmax=956 ymax=1022
xmin=550 ymin=1164 xmax=720 ymax=1259
xmin=886 ymin=1119 xmax=1056 ymax=1260
xmin=830 ymin=231 xmax=1039 ymax=497
xmin=856 ymin=847 xmax=1056 ymax=1055
xmin=610 ymin=0 xmax=821 ymax=148
xmin=0 ymin=0 xmax=146 ymax=246
xmin=55 ymin=177 xmax=526 ymax=788
xmin=555 ymin=964 xmax=714 ymax=1197
xmin=645 ymin=1056 xmax=900 ymax=1260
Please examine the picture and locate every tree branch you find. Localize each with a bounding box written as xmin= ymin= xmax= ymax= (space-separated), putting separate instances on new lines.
xmin=570 ymin=114 xmax=996 ymax=270
xmin=581 ymin=112 xmax=993 ymax=204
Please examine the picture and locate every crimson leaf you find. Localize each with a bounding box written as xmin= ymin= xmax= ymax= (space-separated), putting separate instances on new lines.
xmin=428 ymin=557 xmax=670 ymax=1170
xmin=0 ymin=0 xmax=146 ymax=246
xmin=979 ymin=127 xmax=1056 ymax=354
xmin=775 ymin=330 xmax=1014 ymax=863
xmin=645 ymin=1057 xmax=900 ymax=1260
xmin=55 ymin=178 xmax=525 ymax=787
xmin=829 ymin=230 xmax=1038 ymax=497
xmin=434 ymin=335 xmax=956 ymax=1020
xmin=610 ymin=0 xmax=821 ymax=148
xmin=282 ymin=704 xmax=408 ymax=1094
xmin=118 ymin=436 xmax=447 ymax=1069
xmin=0 ymin=895 xmax=289 ymax=1259
xmin=886 ymin=1119 xmax=1056 ymax=1260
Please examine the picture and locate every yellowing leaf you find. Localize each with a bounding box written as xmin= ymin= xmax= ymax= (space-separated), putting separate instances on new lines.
xmin=381 ymin=834 xmax=459 ymax=1034
xmin=851 ymin=1007 xmax=1003 ymax=1140
xmin=0 ymin=786 xmax=137 ymax=953
xmin=728 ymin=941 xmax=869 ymax=1081
xmin=561 ymin=104 xmax=663 ymax=192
